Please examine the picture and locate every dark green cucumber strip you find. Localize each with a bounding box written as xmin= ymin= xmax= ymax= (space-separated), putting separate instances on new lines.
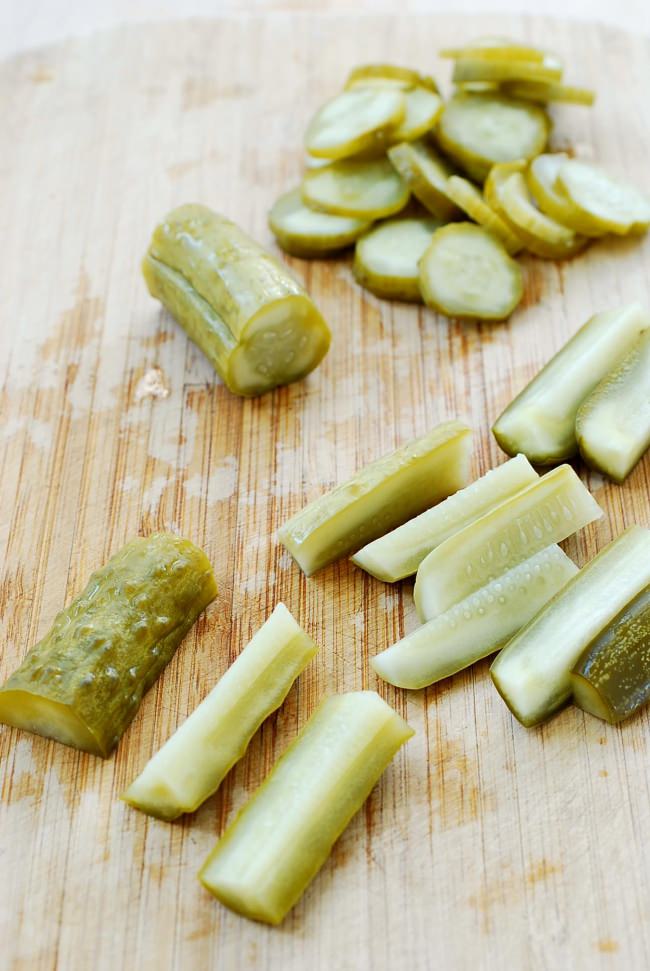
xmin=0 ymin=534 xmax=217 ymax=757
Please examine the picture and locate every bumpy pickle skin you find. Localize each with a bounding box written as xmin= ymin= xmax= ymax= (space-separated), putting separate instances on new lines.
xmin=143 ymin=205 xmax=331 ymax=397
xmin=571 ymin=585 xmax=650 ymax=724
xmin=279 ymin=422 xmax=472 ymax=576
xmin=0 ymin=535 xmax=217 ymax=757
xmin=198 ymin=691 xmax=413 ymax=925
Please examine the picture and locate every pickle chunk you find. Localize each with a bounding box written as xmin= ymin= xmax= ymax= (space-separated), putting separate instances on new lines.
xmin=0 ymin=535 xmax=217 ymax=757
xmin=143 ymin=205 xmax=331 ymax=397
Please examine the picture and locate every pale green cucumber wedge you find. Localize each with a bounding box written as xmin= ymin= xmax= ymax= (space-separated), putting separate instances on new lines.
xmin=352 ymin=454 xmax=538 ymax=582
xmin=122 ymin=604 xmax=317 ymax=820
xmin=0 ymin=535 xmax=217 ymax=757
xmin=413 ymin=464 xmax=601 ymax=622
xmin=144 ymin=205 xmax=331 ymax=397
xmin=198 ymin=691 xmax=413 ymax=925
xmin=373 ymin=546 xmax=577 ymax=689
xmin=279 ymin=421 xmax=472 ymax=576
xmin=492 ymin=304 xmax=650 ymax=464
xmin=269 ymin=188 xmax=372 ymax=257
xmin=575 ymin=330 xmax=650 ymax=483
xmin=571 ymin=584 xmax=650 ymax=724
xmin=352 ymin=216 xmax=443 ymax=301
xmin=491 ymin=526 xmax=650 ymax=727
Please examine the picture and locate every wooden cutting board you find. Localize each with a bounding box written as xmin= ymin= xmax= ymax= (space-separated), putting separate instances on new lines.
xmin=1 ymin=12 xmax=649 ymax=970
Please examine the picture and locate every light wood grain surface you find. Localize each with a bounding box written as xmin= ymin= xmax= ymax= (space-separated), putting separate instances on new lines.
xmin=1 ymin=12 xmax=650 ymax=971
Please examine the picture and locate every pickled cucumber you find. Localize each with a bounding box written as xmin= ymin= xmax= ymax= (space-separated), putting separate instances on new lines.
xmin=302 ymin=158 xmax=410 ymax=219
xmin=414 ymin=464 xmax=601 ymax=622
xmin=352 ymin=216 xmax=443 ymax=301
xmin=0 ymin=535 xmax=217 ymax=757
xmin=452 ymin=57 xmax=563 ymax=86
xmin=344 ymin=64 xmax=439 ymax=94
xmin=499 ymin=171 xmax=587 ymax=259
xmin=418 ymin=223 xmax=523 ymax=321
xmin=575 ymin=329 xmax=650 ymax=482
xmin=372 ymin=546 xmax=577 ymax=689
xmin=557 ymin=160 xmax=650 ymax=235
xmin=491 ymin=526 xmax=650 ymax=727
xmin=502 ymin=81 xmax=595 ymax=106
xmin=352 ymin=454 xmax=538 ymax=582
xmin=445 ymin=175 xmax=523 ymax=255
xmin=440 ymin=39 xmax=548 ymax=63
xmin=526 ymin=154 xmax=608 ymax=237
xmin=122 ymin=604 xmax=317 ymax=820
xmin=387 ymin=140 xmax=460 ymax=220
xmin=269 ymin=188 xmax=371 ymax=258
xmin=492 ymin=304 xmax=650 ymax=464
xmin=198 ymin=692 xmax=413 ymax=924
xmin=144 ymin=205 xmax=331 ymax=397
xmin=571 ymin=584 xmax=650 ymax=724
xmin=279 ymin=421 xmax=472 ymax=576
xmin=305 ymin=88 xmax=405 ymax=160
xmin=390 ymin=87 xmax=443 ymax=142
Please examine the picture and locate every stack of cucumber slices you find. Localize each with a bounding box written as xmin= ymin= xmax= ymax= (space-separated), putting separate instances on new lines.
xmin=269 ymin=39 xmax=650 ymax=321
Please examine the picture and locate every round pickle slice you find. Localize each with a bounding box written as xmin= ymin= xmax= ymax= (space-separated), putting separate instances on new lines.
xmin=305 ymin=88 xmax=406 ymax=160
xmin=390 ymin=87 xmax=443 ymax=142
xmin=418 ymin=223 xmax=523 ymax=321
xmin=269 ymin=188 xmax=372 ymax=257
xmin=502 ymin=80 xmax=595 ymax=106
xmin=344 ymin=63 xmax=439 ymax=93
xmin=387 ymin=139 xmax=460 ymax=220
xmin=436 ymin=93 xmax=550 ymax=183
xmin=526 ymin=153 xmax=608 ymax=237
xmin=557 ymin=159 xmax=650 ymax=235
xmin=499 ymin=171 xmax=588 ymax=259
xmin=445 ymin=174 xmax=523 ymax=254
xmin=452 ymin=56 xmax=563 ymax=86
xmin=353 ymin=216 xmax=443 ymax=301
xmin=440 ymin=38 xmax=549 ymax=63
xmin=302 ymin=157 xmax=410 ymax=219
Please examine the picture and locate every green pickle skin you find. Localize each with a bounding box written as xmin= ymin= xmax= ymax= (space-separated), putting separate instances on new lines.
xmin=571 ymin=585 xmax=650 ymax=723
xmin=143 ymin=204 xmax=331 ymax=397
xmin=0 ymin=534 xmax=217 ymax=757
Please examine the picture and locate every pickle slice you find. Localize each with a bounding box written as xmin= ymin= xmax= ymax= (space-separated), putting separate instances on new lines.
xmin=413 ymin=464 xmax=601 ymax=622
xmin=557 ymin=160 xmax=650 ymax=235
xmin=279 ymin=421 xmax=472 ymax=576
xmin=302 ymin=158 xmax=410 ymax=219
xmin=418 ymin=223 xmax=523 ymax=321
xmin=575 ymin=330 xmax=650 ymax=482
xmin=387 ymin=140 xmax=460 ymax=220
xmin=571 ymin=584 xmax=650 ymax=724
xmin=491 ymin=526 xmax=650 ymax=727
xmin=436 ymin=93 xmax=549 ymax=183
xmin=269 ymin=188 xmax=371 ymax=258
xmin=526 ymin=154 xmax=608 ymax=237
xmin=144 ymin=205 xmax=331 ymax=397
xmin=440 ymin=39 xmax=548 ymax=63
xmin=373 ymin=546 xmax=577 ymax=689
xmin=452 ymin=57 xmax=563 ymax=86
xmin=305 ymin=88 xmax=405 ymax=160
xmin=502 ymin=81 xmax=595 ymax=106
xmin=499 ymin=171 xmax=588 ymax=259
xmin=198 ymin=692 xmax=413 ymax=924
xmin=352 ymin=454 xmax=538 ymax=582
xmin=345 ymin=63 xmax=439 ymax=94
xmin=352 ymin=216 xmax=442 ymax=301
xmin=492 ymin=304 xmax=650 ymax=464
xmin=0 ymin=535 xmax=217 ymax=757
xmin=122 ymin=604 xmax=317 ymax=820
xmin=390 ymin=87 xmax=443 ymax=142
xmin=445 ymin=175 xmax=523 ymax=254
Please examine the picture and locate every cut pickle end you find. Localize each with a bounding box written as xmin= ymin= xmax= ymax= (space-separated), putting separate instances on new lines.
xmin=269 ymin=188 xmax=371 ymax=257
xmin=122 ymin=603 xmax=317 ymax=820
xmin=390 ymin=87 xmax=443 ymax=142
xmin=440 ymin=39 xmax=549 ymax=63
xmin=445 ymin=175 xmax=523 ymax=254
xmin=575 ymin=329 xmax=650 ymax=482
xmin=305 ymin=88 xmax=405 ymax=160
xmin=279 ymin=421 xmax=472 ymax=576
xmin=499 ymin=171 xmax=588 ymax=258
xmin=502 ymin=81 xmax=595 ymax=106
xmin=571 ymin=584 xmax=650 ymax=724
xmin=352 ymin=454 xmax=538 ymax=581
xmin=345 ymin=63 xmax=439 ymax=93
xmin=387 ymin=140 xmax=460 ymax=220
xmin=452 ymin=57 xmax=563 ymax=85
xmin=492 ymin=303 xmax=650 ymax=464
xmin=526 ymin=154 xmax=608 ymax=237
xmin=198 ymin=691 xmax=413 ymax=925
xmin=418 ymin=223 xmax=523 ymax=321
xmin=557 ymin=160 xmax=650 ymax=235
xmin=353 ymin=216 xmax=443 ymax=301
xmin=302 ymin=158 xmax=410 ymax=219
xmin=491 ymin=526 xmax=650 ymax=727
xmin=413 ymin=464 xmax=602 ymax=622
xmin=436 ymin=94 xmax=549 ymax=183
xmin=373 ymin=546 xmax=577 ymax=689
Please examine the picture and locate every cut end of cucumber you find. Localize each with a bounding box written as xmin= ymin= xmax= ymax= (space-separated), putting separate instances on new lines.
xmin=121 ymin=777 xmax=185 ymax=821
xmin=570 ymin=673 xmax=618 ymax=724
xmin=0 ymin=690 xmax=104 ymax=757
xmin=198 ymin=868 xmax=282 ymax=925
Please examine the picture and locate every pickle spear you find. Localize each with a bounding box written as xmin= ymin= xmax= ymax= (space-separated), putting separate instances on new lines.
xmin=492 ymin=304 xmax=650 ymax=464
xmin=373 ymin=546 xmax=577 ymax=689
xmin=279 ymin=421 xmax=472 ymax=576
xmin=0 ymin=535 xmax=217 ymax=757
xmin=352 ymin=454 xmax=538 ymax=582
xmin=413 ymin=464 xmax=601 ymax=622
xmin=491 ymin=526 xmax=650 ymax=727
xmin=571 ymin=584 xmax=650 ymax=724
xmin=575 ymin=330 xmax=650 ymax=482
xmin=122 ymin=603 xmax=317 ymax=820
xmin=352 ymin=215 xmax=443 ymax=301
xmin=269 ymin=188 xmax=371 ymax=258
xmin=143 ymin=205 xmax=331 ymax=397
xmin=198 ymin=691 xmax=413 ymax=924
